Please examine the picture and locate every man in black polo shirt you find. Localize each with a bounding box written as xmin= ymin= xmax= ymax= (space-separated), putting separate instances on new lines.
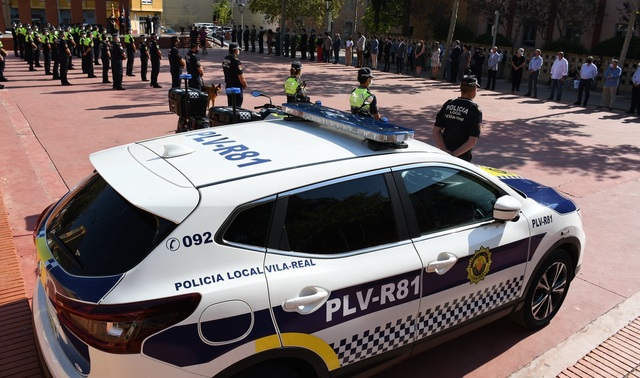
xmin=432 ymin=75 xmax=482 ymax=162
xmin=222 ymin=43 xmax=248 ymax=107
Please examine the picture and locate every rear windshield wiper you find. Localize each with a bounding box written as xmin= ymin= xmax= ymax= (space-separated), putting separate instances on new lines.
xmin=48 ymin=232 xmax=84 ymax=270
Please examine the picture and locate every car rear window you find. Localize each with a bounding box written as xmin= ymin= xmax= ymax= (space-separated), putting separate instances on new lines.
xmin=46 ymin=173 xmax=177 ymax=276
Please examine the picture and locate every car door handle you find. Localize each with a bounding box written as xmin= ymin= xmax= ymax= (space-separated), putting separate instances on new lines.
xmin=283 ymin=286 xmax=330 ymax=315
xmin=426 ymin=253 xmax=458 ymax=275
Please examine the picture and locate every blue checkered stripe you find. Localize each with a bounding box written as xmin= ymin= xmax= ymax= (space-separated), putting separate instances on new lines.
xmin=417 ymin=275 xmax=524 ymax=338
xmin=329 ymin=276 xmax=523 ymax=367
xmin=330 ymin=315 xmax=416 ymax=366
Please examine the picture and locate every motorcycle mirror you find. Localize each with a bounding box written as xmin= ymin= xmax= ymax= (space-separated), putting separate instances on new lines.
xmin=251 ymin=90 xmax=263 ymax=97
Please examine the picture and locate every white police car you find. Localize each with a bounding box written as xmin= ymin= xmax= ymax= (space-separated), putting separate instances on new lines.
xmin=32 ymin=103 xmax=585 ymax=377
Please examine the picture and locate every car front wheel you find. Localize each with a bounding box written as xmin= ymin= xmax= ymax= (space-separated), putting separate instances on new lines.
xmin=512 ymin=249 xmax=573 ymax=329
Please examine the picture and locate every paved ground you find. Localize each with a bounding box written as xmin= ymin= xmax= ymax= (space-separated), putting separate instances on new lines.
xmin=0 ymin=45 xmax=639 ymax=377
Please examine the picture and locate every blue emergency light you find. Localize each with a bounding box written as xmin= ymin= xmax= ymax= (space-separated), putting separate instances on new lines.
xmin=281 ymin=102 xmax=414 ymax=149
xmin=179 ymin=73 xmax=192 ymax=79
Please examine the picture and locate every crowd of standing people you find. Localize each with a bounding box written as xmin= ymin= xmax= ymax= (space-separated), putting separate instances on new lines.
xmin=7 ymin=18 xmax=164 ymax=90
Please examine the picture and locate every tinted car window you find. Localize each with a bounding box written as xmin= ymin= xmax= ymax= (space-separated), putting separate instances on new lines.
xmin=46 ymin=173 xmax=177 ymax=276
xmin=399 ymin=167 xmax=501 ymax=235
xmin=280 ymin=174 xmax=398 ymax=254
xmin=223 ymin=200 xmax=274 ymax=247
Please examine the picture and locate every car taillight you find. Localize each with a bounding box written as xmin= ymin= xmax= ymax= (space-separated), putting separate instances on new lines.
xmin=54 ymin=292 xmax=201 ymax=354
xmin=32 ymin=203 xmax=54 ymax=243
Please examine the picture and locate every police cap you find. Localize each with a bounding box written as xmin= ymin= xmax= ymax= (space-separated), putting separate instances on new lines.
xmin=229 ymin=42 xmax=239 ymax=53
xmin=291 ymin=61 xmax=302 ymax=70
xmin=190 ymin=42 xmax=198 ymax=48
xmin=460 ymin=75 xmax=480 ymax=88
xmin=357 ymin=67 xmax=374 ymax=82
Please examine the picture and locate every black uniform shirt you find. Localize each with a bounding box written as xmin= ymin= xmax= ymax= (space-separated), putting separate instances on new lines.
xmin=435 ymin=97 xmax=482 ymax=154
xmin=222 ymin=54 xmax=243 ymax=88
xmin=149 ymin=40 xmax=160 ymax=61
xmin=169 ymin=46 xmax=183 ymax=71
xmin=139 ymin=42 xmax=148 ymax=59
xmin=186 ymin=50 xmax=201 ymax=77
xmin=111 ymin=41 xmax=124 ymax=62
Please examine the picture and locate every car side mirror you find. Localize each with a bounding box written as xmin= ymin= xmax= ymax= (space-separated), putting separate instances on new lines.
xmin=493 ymin=195 xmax=522 ymax=221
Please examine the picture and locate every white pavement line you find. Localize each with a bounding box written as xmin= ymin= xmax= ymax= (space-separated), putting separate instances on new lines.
xmin=509 ymin=290 xmax=640 ymax=378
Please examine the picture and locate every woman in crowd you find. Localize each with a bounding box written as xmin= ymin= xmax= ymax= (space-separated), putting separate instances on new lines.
xmin=430 ymin=41 xmax=441 ymax=80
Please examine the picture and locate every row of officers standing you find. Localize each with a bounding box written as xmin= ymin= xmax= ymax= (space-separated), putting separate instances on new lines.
xmin=12 ymin=23 xmax=162 ymax=90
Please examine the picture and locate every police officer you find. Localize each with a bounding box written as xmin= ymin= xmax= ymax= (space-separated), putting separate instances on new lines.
xmin=124 ymin=28 xmax=136 ymax=76
xmin=350 ymin=67 xmax=380 ymax=120
xmin=111 ymin=35 xmax=126 ymax=90
xmin=283 ymin=29 xmax=290 ymax=57
xmin=432 ymin=75 xmax=482 ymax=162
xmin=25 ymin=28 xmax=37 ymax=71
xmin=42 ymin=28 xmax=52 ymax=75
xmin=300 ymin=29 xmax=308 ymax=60
xmin=58 ymin=32 xmax=72 ymax=85
xmin=0 ymin=34 xmax=7 ymax=85
xmin=100 ymin=33 xmax=111 ymax=83
xmin=33 ymin=26 xmax=42 ymax=67
xmin=81 ymin=31 xmax=97 ymax=78
xmin=139 ymin=34 xmax=149 ymax=82
xmin=185 ymin=43 xmax=203 ymax=90
xmin=222 ymin=43 xmax=248 ymax=107
xmin=149 ymin=33 xmax=162 ymax=88
xmin=258 ymin=26 xmax=265 ymax=54
xmin=168 ymin=36 xmax=185 ymax=88
xmin=11 ymin=23 xmax=18 ymax=57
xmin=284 ymin=61 xmax=310 ymax=103
xmin=64 ymin=26 xmax=76 ymax=70
xmin=92 ymin=26 xmax=102 ymax=65
xmin=250 ymin=25 xmax=256 ymax=52
xmin=18 ymin=23 xmax=26 ymax=59
xmin=243 ymin=25 xmax=250 ymax=52
xmin=51 ymin=28 xmax=60 ymax=80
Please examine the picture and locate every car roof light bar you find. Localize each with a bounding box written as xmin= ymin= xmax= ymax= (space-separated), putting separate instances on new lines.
xmin=281 ymin=102 xmax=414 ymax=148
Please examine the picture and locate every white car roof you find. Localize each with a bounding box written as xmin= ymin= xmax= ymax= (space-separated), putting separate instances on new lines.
xmin=90 ymin=110 xmax=444 ymax=223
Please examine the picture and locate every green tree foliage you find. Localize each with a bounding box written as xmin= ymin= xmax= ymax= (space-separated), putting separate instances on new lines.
xmin=363 ymin=0 xmax=403 ymax=34
xmin=249 ymin=0 xmax=343 ymax=30
xmin=542 ymin=39 xmax=589 ymax=55
xmin=593 ymin=36 xmax=640 ymax=60
xmin=474 ymin=32 xmax=511 ymax=47
xmin=212 ymin=1 xmax=232 ymax=25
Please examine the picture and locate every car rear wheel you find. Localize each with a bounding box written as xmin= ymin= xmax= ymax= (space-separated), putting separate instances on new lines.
xmin=512 ymin=249 xmax=573 ymax=329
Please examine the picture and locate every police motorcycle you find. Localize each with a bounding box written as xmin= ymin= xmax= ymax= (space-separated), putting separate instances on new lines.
xmin=169 ymin=74 xmax=283 ymax=133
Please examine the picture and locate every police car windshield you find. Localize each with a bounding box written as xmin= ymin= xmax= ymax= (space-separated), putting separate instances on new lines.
xmin=46 ymin=173 xmax=177 ymax=276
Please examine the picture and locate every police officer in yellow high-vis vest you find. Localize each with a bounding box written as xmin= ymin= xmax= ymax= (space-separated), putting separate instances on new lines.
xmin=350 ymin=67 xmax=381 ymax=120
xmin=284 ymin=61 xmax=309 ymax=103
xmin=124 ymin=29 xmax=136 ymax=76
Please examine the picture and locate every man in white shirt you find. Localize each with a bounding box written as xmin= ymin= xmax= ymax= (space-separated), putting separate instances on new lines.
xmin=547 ymin=51 xmax=568 ymax=102
xmin=484 ymin=46 xmax=500 ymax=91
xmin=574 ymin=56 xmax=598 ymax=107
xmin=627 ymin=65 xmax=640 ymax=115
xmin=524 ymin=49 xmax=543 ymax=97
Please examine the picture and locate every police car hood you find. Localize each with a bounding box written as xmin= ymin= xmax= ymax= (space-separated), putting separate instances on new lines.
xmin=90 ymin=143 xmax=200 ymax=224
xmin=479 ymin=166 xmax=578 ymax=214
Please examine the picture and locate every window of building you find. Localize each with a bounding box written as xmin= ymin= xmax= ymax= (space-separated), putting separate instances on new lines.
xmin=142 ymin=0 xmax=153 ymax=5
xmin=343 ymin=21 xmax=353 ymax=39
xmin=522 ymin=25 xmax=536 ymax=47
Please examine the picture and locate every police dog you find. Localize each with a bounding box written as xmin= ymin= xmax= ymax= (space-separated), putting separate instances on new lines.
xmin=203 ymin=83 xmax=222 ymax=108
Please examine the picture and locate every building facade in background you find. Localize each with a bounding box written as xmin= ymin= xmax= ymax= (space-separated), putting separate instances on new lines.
xmin=1 ymin=0 xmax=162 ymax=34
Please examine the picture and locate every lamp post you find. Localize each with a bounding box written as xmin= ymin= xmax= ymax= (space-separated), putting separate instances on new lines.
xmin=238 ymin=1 xmax=245 ymax=31
xmin=325 ymin=0 xmax=332 ymax=34
xmin=492 ymin=10 xmax=500 ymax=47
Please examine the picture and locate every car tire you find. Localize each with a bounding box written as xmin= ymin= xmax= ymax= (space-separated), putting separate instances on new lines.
xmin=512 ymin=248 xmax=573 ymax=330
